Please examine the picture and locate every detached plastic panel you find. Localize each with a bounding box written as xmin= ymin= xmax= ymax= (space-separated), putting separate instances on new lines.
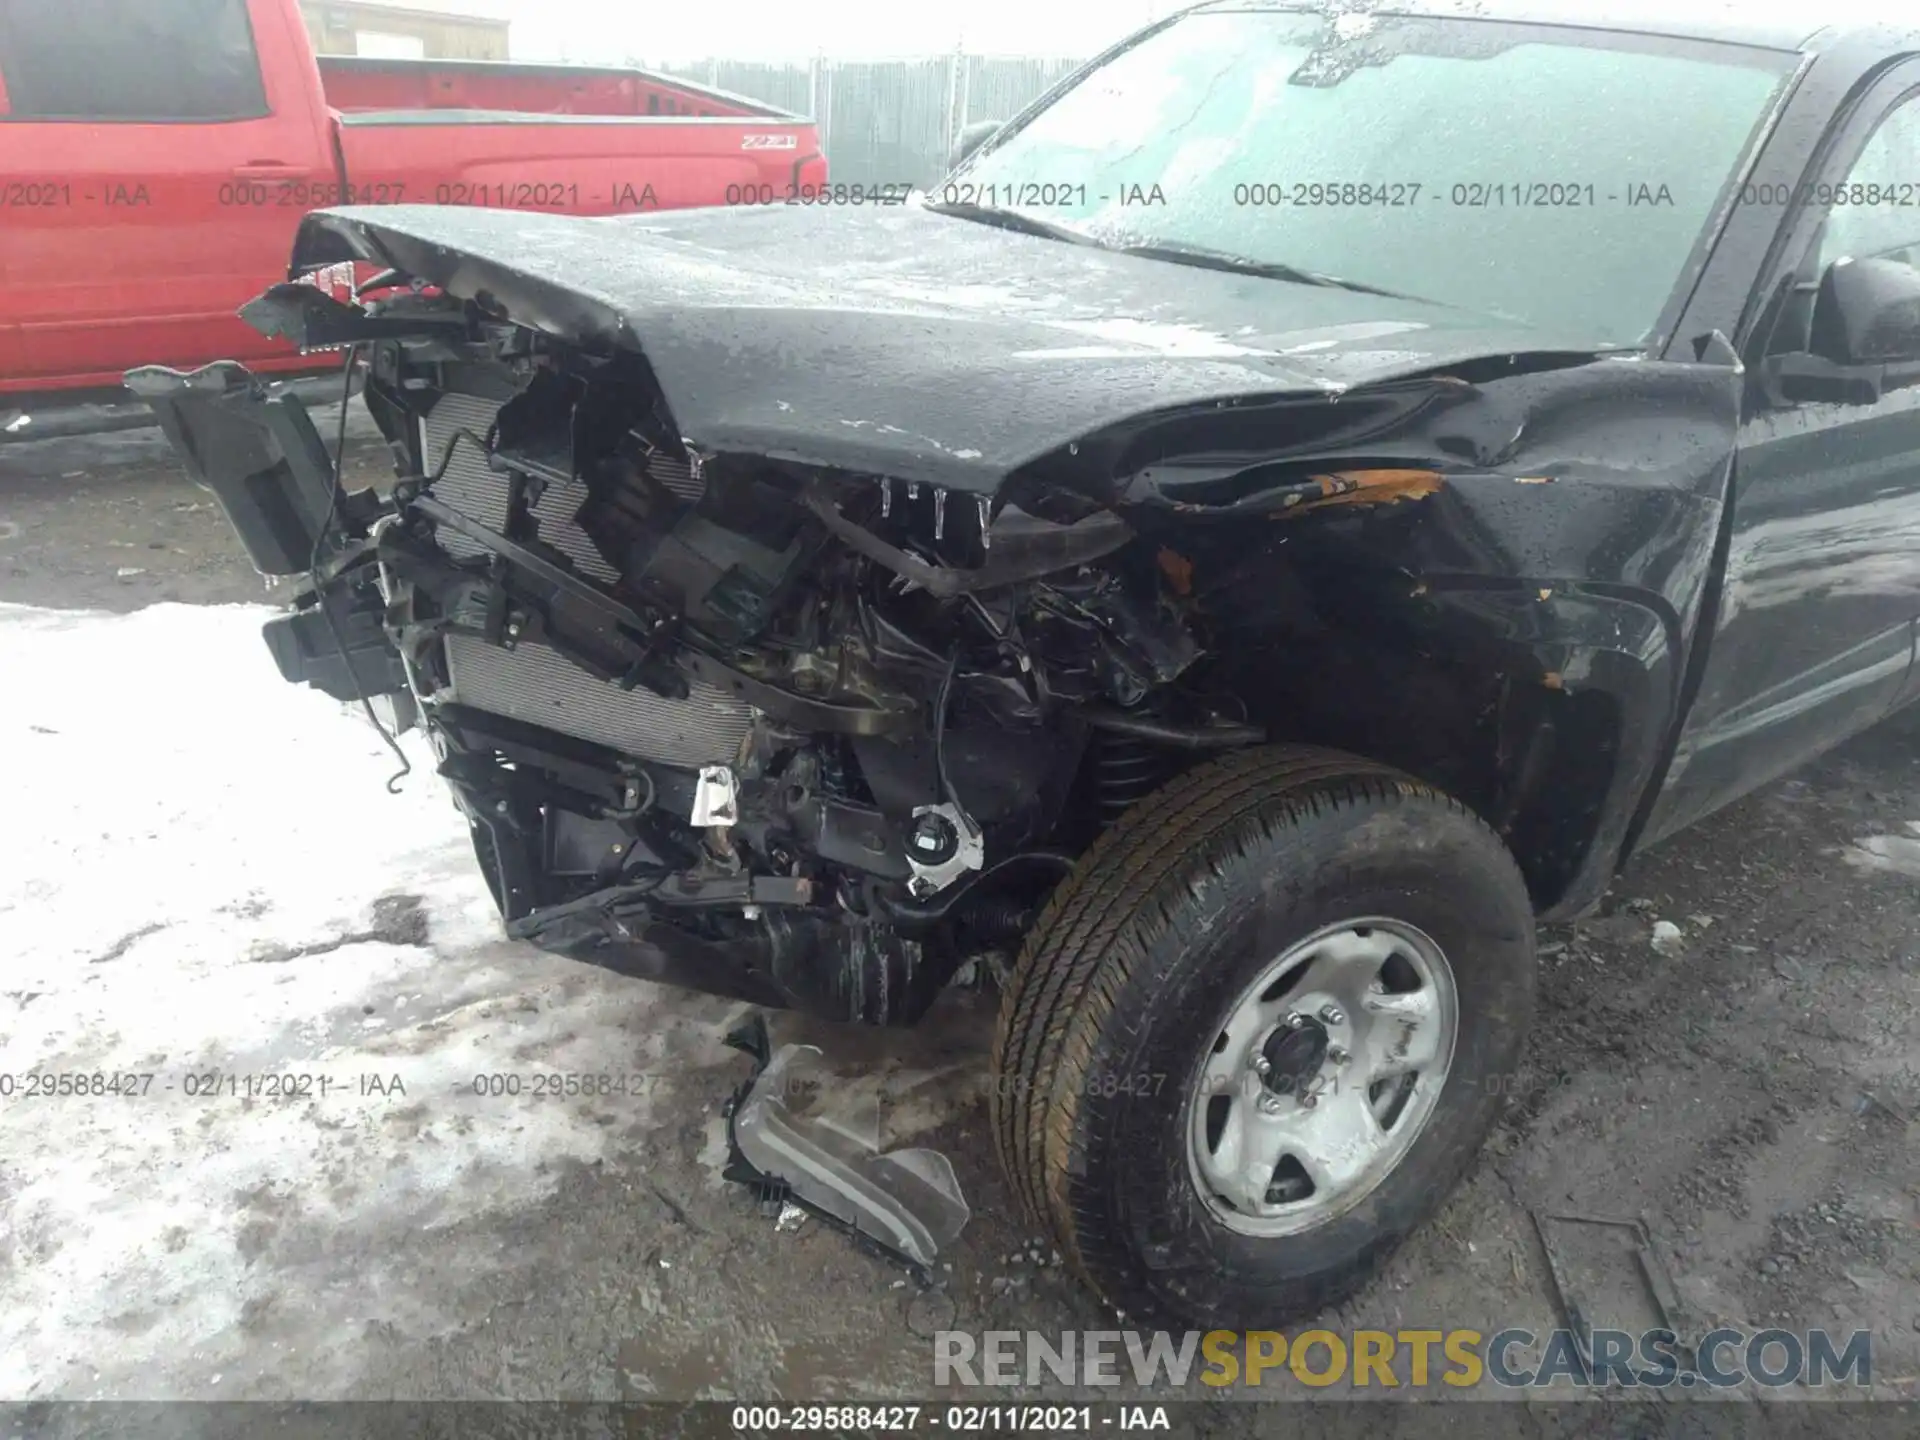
xmin=731 ymin=1041 xmax=971 ymax=1269
xmin=125 ymin=361 xmax=342 ymax=576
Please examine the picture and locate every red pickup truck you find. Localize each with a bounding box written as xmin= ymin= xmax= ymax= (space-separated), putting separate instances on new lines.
xmin=0 ymin=0 xmax=823 ymax=399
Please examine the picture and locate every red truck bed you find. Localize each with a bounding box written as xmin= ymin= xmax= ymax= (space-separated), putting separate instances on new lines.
xmin=318 ymin=55 xmax=775 ymax=119
xmin=326 ymin=56 xmax=819 ymax=221
xmin=0 ymin=0 xmax=823 ymax=401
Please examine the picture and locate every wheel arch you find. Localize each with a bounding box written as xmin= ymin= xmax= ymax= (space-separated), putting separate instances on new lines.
xmin=1185 ymin=563 xmax=1680 ymax=920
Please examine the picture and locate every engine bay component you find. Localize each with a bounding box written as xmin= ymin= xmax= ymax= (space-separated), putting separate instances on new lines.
xmin=905 ymin=803 xmax=984 ymax=898
xmin=691 ymin=765 xmax=740 ymax=827
xmin=798 ymin=477 xmax=1133 ymax=599
xmin=444 ymin=635 xmax=754 ymax=766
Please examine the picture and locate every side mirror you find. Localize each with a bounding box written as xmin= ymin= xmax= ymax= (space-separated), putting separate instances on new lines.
xmin=1810 ymin=255 xmax=1920 ymax=365
xmin=949 ymin=119 xmax=1003 ymax=171
xmin=1762 ymin=255 xmax=1920 ymax=405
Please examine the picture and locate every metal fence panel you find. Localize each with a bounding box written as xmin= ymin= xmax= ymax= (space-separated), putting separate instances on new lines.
xmin=667 ymin=54 xmax=1086 ymax=189
xmin=959 ymin=55 xmax=1083 ymax=142
xmin=700 ymin=60 xmax=813 ymax=119
xmin=832 ymin=58 xmax=950 ymax=188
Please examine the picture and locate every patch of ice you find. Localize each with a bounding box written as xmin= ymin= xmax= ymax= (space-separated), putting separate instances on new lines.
xmin=1843 ymin=822 xmax=1920 ymax=878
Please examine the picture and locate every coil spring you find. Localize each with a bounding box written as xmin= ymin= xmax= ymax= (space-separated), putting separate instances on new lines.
xmin=1091 ymin=730 xmax=1167 ymax=826
xmin=957 ymin=895 xmax=1032 ymax=944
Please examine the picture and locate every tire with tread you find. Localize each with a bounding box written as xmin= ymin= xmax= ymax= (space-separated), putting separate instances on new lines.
xmin=990 ymin=743 xmax=1535 ymax=1327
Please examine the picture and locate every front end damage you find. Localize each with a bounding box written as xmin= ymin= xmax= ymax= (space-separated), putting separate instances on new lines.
xmin=130 ymin=208 xmax=1742 ymax=1024
xmin=136 ymin=332 xmax=1243 ymax=1024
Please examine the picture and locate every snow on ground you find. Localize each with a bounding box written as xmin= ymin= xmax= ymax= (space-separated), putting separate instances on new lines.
xmin=0 ymin=603 xmax=749 ymax=1398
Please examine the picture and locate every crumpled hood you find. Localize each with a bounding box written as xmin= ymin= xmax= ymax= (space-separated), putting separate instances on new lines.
xmin=294 ymin=202 xmax=1615 ymax=491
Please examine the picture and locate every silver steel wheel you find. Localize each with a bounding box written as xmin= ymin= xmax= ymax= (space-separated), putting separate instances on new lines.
xmin=1185 ymin=917 xmax=1459 ymax=1236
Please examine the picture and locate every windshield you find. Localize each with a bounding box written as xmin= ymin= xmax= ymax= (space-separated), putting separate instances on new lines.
xmin=943 ymin=7 xmax=1794 ymax=344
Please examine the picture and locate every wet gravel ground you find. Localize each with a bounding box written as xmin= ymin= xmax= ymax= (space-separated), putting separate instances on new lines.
xmin=2 ymin=427 xmax=1916 ymax=1421
xmin=0 ymin=413 xmax=389 ymax=614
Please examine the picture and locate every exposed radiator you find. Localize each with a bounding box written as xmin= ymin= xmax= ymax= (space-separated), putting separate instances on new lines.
xmin=420 ymin=394 xmax=704 ymax=573
xmin=423 ymin=393 xmax=746 ymax=769
xmin=420 ymin=393 xmax=613 ymax=580
xmin=445 ymin=636 xmax=754 ymax=769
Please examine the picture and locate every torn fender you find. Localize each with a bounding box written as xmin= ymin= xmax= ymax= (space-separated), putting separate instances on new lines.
xmin=1081 ymin=354 xmax=1745 ymax=918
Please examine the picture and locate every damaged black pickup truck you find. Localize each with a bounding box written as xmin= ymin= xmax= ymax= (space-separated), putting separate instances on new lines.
xmin=134 ymin=2 xmax=1920 ymax=1328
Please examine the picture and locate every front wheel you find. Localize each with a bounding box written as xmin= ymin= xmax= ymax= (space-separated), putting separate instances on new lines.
xmin=991 ymin=746 xmax=1536 ymax=1327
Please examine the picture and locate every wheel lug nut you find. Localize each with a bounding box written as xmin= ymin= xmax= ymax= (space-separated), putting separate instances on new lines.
xmin=1320 ymin=1005 xmax=1345 ymax=1025
xmin=1286 ymin=1012 xmax=1310 ymax=1029
xmin=1251 ymin=1054 xmax=1271 ymax=1074
xmin=1328 ymin=1046 xmax=1349 ymax=1064
xmin=1257 ymin=1093 xmax=1282 ymax=1114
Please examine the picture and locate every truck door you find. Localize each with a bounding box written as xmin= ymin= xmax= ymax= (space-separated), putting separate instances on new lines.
xmin=1643 ymin=65 xmax=1920 ymax=844
xmin=0 ymin=0 xmax=332 ymax=391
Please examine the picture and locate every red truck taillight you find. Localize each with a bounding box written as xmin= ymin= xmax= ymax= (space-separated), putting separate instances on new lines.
xmin=791 ymin=151 xmax=828 ymax=191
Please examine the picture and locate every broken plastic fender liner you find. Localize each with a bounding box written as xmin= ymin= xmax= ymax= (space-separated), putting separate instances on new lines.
xmin=1278 ymin=467 xmax=1446 ymax=516
xmin=721 ymin=1017 xmax=971 ymax=1273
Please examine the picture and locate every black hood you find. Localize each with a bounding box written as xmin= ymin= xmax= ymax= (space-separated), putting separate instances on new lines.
xmin=294 ymin=202 xmax=1616 ymax=492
